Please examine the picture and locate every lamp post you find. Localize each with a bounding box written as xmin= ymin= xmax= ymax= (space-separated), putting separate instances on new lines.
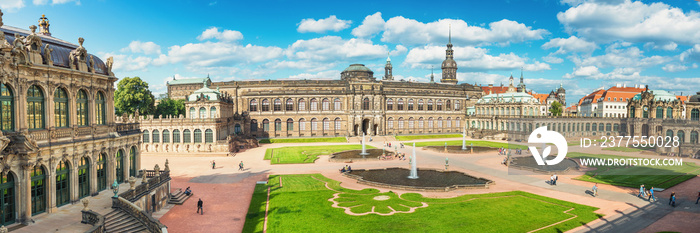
xmin=111 ymin=179 xmax=119 ymax=198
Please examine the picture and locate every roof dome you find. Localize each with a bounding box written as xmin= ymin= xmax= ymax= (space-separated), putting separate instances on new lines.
xmin=343 ymin=64 xmax=373 ymax=73
xmin=341 ymin=64 xmax=374 ymax=81
xmin=441 ymin=58 xmax=457 ymax=68
xmin=690 ymin=91 xmax=700 ymax=103
xmin=632 ymin=90 xmax=677 ymax=102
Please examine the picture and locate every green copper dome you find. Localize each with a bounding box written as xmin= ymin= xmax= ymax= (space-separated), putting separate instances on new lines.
xmin=632 ymin=90 xmax=676 ymax=102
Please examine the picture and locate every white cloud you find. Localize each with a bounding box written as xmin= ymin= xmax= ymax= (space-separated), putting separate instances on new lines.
xmin=381 ymin=17 xmax=548 ymax=46
xmin=297 ymin=15 xmax=352 ymax=33
xmin=558 ymin=0 xmax=700 ymax=45
xmin=643 ymin=42 xmax=677 ymax=51
xmin=285 ymin=36 xmax=388 ymax=62
xmin=564 ymin=66 xmax=643 ymax=80
xmin=351 ymin=12 xmax=385 ymax=38
xmin=662 ymin=63 xmax=697 ymax=72
xmin=100 ymin=53 xmax=153 ymax=72
xmin=680 ymin=44 xmax=700 ymax=63
xmin=33 ymin=0 xmax=80 ymax=5
xmin=120 ymin=41 xmax=161 ymax=55
xmin=1 ymin=0 xmax=24 ymax=11
xmin=542 ymin=36 xmax=597 ymax=54
xmin=457 ymin=72 xmax=507 ymax=85
xmin=283 ymin=70 xmax=339 ymax=80
xmin=404 ymin=45 xmax=550 ymax=71
xmin=155 ymin=42 xmax=283 ymax=67
xmin=543 ymin=55 xmax=564 ymax=64
xmin=197 ymin=27 xmax=244 ymax=41
xmin=571 ymin=43 xmax=669 ymax=68
xmin=33 ymin=0 xmax=48 ymax=4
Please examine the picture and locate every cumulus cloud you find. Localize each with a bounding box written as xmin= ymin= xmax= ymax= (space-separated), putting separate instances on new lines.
xmin=197 ymin=27 xmax=244 ymax=41
xmin=564 ymin=66 xmax=642 ymax=80
xmin=404 ymin=45 xmax=550 ymax=71
xmin=285 ymin=36 xmax=388 ymax=62
xmin=100 ymin=53 xmax=154 ymax=72
xmin=543 ymin=55 xmax=564 ymax=64
xmin=643 ymin=42 xmax=677 ymax=51
xmin=571 ymin=43 xmax=669 ymax=69
xmin=380 ymin=17 xmax=548 ymax=46
xmin=283 ymin=70 xmax=340 ymax=80
xmin=120 ymin=41 xmax=161 ymax=55
xmin=558 ymin=0 xmax=700 ymax=45
xmin=662 ymin=63 xmax=697 ymax=72
xmin=297 ymin=15 xmax=352 ymax=33
xmin=680 ymin=44 xmax=700 ymax=63
xmin=542 ymin=36 xmax=597 ymax=54
xmin=155 ymin=42 xmax=283 ymax=67
xmin=351 ymin=12 xmax=385 ymax=38
xmin=1 ymin=0 xmax=24 ymax=11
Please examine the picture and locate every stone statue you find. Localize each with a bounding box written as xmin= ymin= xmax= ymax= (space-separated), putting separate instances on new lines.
xmin=81 ymin=198 xmax=90 ymax=211
xmin=0 ymin=9 xmax=4 ymax=28
xmin=106 ymin=56 xmax=114 ymax=73
xmin=43 ymin=44 xmax=53 ymax=65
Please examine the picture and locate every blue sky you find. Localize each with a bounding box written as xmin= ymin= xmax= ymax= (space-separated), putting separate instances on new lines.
xmin=2 ymin=0 xmax=700 ymax=105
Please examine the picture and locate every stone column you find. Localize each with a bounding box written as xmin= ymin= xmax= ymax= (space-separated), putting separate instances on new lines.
xmin=46 ymin=160 xmax=56 ymax=213
xmin=70 ymin=157 xmax=78 ymax=203
xmin=90 ymin=153 xmax=98 ymax=196
xmin=20 ymin=163 xmax=32 ymax=225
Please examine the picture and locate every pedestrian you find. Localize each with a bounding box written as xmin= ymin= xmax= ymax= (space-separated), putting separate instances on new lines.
xmin=549 ymin=174 xmax=554 ymax=185
xmin=212 ymin=160 xmax=216 ymax=169
xmin=696 ymin=191 xmax=700 ymax=204
xmin=239 ymin=161 xmax=244 ymax=171
xmin=648 ymin=187 xmax=656 ymax=202
xmin=552 ymin=174 xmax=558 ymax=185
xmin=637 ymin=184 xmax=645 ymax=198
xmin=669 ymin=192 xmax=676 ymax=206
xmin=197 ymin=198 xmax=203 ymax=214
xmin=592 ymin=183 xmax=598 ymax=197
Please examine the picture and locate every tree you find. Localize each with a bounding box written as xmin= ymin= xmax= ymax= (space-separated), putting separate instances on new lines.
xmin=549 ymin=101 xmax=563 ymax=116
xmin=115 ymin=77 xmax=155 ymax=116
xmin=155 ymin=97 xmax=185 ymax=118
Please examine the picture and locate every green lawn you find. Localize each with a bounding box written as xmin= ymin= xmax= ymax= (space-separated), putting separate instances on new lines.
xmin=259 ymin=137 xmax=347 ymax=143
xmin=570 ymin=152 xmax=700 ymax=189
xmin=412 ymin=140 xmax=527 ymax=150
xmin=243 ymin=174 xmax=601 ymax=233
xmin=602 ymin=147 xmax=643 ymax=152
xmin=264 ymin=145 xmax=375 ymax=164
xmin=395 ymin=134 xmax=462 ymax=141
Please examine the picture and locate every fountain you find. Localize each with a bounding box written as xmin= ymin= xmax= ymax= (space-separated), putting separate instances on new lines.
xmin=408 ymin=142 xmax=418 ymax=179
xmin=359 ymin=133 xmax=369 ymax=157
xmin=462 ymin=130 xmax=467 ymax=150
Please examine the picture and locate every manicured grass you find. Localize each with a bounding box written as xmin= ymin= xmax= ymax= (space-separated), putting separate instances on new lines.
xmin=395 ymin=134 xmax=462 ymax=141
xmin=602 ymin=147 xmax=643 ymax=152
xmin=570 ymin=152 xmax=700 ymax=189
xmin=412 ymin=140 xmax=528 ymax=150
xmin=258 ymin=137 xmax=347 ymax=143
xmin=568 ymin=140 xmax=581 ymax=146
xmin=242 ymin=174 xmax=601 ymax=233
xmin=264 ymin=145 xmax=375 ymax=164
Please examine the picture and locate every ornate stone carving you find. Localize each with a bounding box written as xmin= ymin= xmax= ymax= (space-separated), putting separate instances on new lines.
xmin=106 ymin=56 xmax=114 ymax=76
xmin=81 ymin=198 xmax=90 ymax=211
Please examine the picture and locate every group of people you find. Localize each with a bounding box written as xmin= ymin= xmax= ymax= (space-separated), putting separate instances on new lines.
xmin=549 ymin=174 xmax=558 ymax=185
xmin=498 ymin=148 xmax=507 ymax=155
xmin=210 ymin=160 xmax=245 ymax=171
xmin=637 ymin=184 xmax=657 ymax=202
xmin=340 ymin=165 xmax=353 ymax=173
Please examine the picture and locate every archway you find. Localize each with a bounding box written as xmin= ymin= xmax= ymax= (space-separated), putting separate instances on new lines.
xmin=362 ymin=119 xmax=370 ymax=135
xmin=642 ymin=124 xmax=649 ymax=137
xmin=373 ymin=124 xmax=379 ymax=136
xmin=353 ymin=124 xmax=359 ymax=136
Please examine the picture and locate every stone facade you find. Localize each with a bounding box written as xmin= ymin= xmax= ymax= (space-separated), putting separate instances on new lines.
xmin=0 ymin=13 xmax=140 ymax=226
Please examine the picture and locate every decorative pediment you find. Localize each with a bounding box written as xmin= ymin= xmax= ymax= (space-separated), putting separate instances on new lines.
xmin=6 ymin=132 xmax=39 ymax=155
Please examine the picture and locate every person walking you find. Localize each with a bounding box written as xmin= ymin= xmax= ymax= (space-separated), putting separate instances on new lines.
xmin=212 ymin=160 xmax=216 ymax=169
xmin=637 ymin=184 xmax=645 ymax=198
xmin=197 ymin=198 xmax=204 ymax=214
xmin=669 ymin=192 xmax=676 ymax=207
xmin=552 ymin=174 xmax=558 ymax=185
xmin=696 ymin=191 xmax=700 ymax=204
xmin=239 ymin=161 xmax=244 ymax=171
xmin=592 ymin=183 xmax=598 ymax=197
xmin=648 ymin=187 xmax=656 ymax=202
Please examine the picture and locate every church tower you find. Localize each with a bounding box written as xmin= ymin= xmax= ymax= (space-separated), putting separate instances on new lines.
xmin=384 ymin=54 xmax=393 ymax=80
xmin=441 ymin=25 xmax=458 ymax=84
xmin=517 ymin=68 xmax=527 ymax=93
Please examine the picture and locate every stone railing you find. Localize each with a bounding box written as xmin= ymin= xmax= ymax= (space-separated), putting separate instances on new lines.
xmin=115 ymin=122 xmax=140 ymax=135
xmin=112 ymin=197 xmax=167 ymax=233
xmin=75 ymin=127 xmax=93 ymax=137
xmin=51 ymin=127 xmax=73 ymax=139
xmin=119 ymin=170 xmax=170 ymax=202
xmin=28 ymin=129 xmax=49 ymax=141
xmin=81 ymin=210 xmax=105 ymax=233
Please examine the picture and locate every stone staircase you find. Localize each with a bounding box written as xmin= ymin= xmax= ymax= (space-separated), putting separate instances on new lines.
xmin=168 ymin=189 xmax=191 ymax=205
xmin=104 ymin=209 xmax=149 ymax=233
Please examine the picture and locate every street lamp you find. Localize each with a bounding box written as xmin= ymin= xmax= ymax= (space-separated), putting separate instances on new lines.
xmin=111 ymin=179 xmax=119 ymax=198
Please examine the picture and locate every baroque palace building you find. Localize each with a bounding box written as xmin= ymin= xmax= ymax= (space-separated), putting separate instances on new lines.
xmin=0 ymin=12 xmax=140 ymax=226
xmin=158 ymin=32 xmax=483 ymax=150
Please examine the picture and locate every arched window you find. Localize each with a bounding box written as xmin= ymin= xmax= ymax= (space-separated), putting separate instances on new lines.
xmin=263 ymin=119 xmax=270 ymax=132
xmin=194 ymin=129 xmax=202 ymax=143
xmin=692 ymin=109 xmax=700 ymax=121
xmin=388 ymin=117 xmax=394 ymax=129
xmin=274 ymin=119 xmax=281 ymax=131
xmin=418 ymin=99 xmax=424 ymax=110
xmin=54 ymin=88 xmax=69 ymax=128
xmin=0 ymin=171 xmax=15 ymax=225
xmin=427 ymin=100 xmax=434 ymax=111
xmin=0 ymin=83 xmax=14 ymax=132
xmin=606 ymin=123 xmax=612 ymax=131
xmin=77 ymin=90 xmax=88 ymax=126
xmin=408 ymin=99 xmax=414 ymax=110
xmin=116 ymin=150 xmax=124 ymax=183
xmin=298 ymin=99 xmax=306 ymax=111
xmin=334 ymin=118 xmax=341 ymax=130
xmin=142 ymin=130 xmax=149 ymax=143
xmin=287 ymin=118 xmax=294 ymax=131
xmin=456 ymin=117 xmax=461 ymax=128
xmin=678 ymin=130 xmax=686 ymax=143
xmin=129 ymin=147 xmax=137 ymax=177
xmin=387 ymin=98 xmax=393 ymax=110
xmin=446 ymin=117 xmax=452 ymax=128
xmin=249 ymin=99 xmax=258 ymax=112
xmin=299 ymin=118 xmax=306 ymax=131
xmin=592 ymin=123 xmax=597 ymax=131
xmin=210 ymin=107 xmax=216 ymax=118
xmin=183 ymin=129 xmax=191 ymax=143
xmin=334 ymin=98 xmax=341 ymax=110
xmin=173 ymin=129 xmax=180 ymax=143
xmin=162 ymin=130 xmax=170 ymax=143
xmin=455 ymin=100 xmax=461 ymax=111
xmin=666 ymin=129 xmax=674 ymax=138
xmin=363 ymin=98 xmax=370 ymax=110
xmin=78 ymin=157 xmax=90 ymax=198
xmin=437 ymin=117 xmax=443 ymax=128
xmin=656 ymin=106 xmax=663 ymax=119
xmin=310 ymin=98 xmax=318 ymax=111
xmin=96 ymin=92 xmax=105 ymax=125
xmin=56 ymin=161 xmax=70 ymax=206
xmin=418 ymin=117 xmax=424 ymax=128
xmin=613 ymin=124 xmax=619 ymax=131
xmin=286 ymin=99 xmax=294 ymax=111
xmin=630 ymin=106 xmax=636 ymax=118
xmin=262 ymin=99 xmax=270 ymax=111
xmin=205 ymin=129 xmax=213 ymax=143
xmin=322 ymin=98 xmax=330 ymax=111
xmin=408 ymin=117 xmax=414 ymax=128
xmin=437 ymin=100 xmax=443 ymax=111
xmin=234 ymin=124 xmax=241 ymax=134
xmin=691 ymin=131 xmax=698 ymax=144
xmin=311 ymin=118 xmax=318 ymax=131
xmin=598 ymin=123 xmax=604 ymax=131
xmin=428 ymin=117 xmax=434 ymax=128
xmin=667 ymin=107 xmax=673 ymax=119
xmin=323 ymin=118 xmax=330 ymax=131
xmin=96 ymin=153 xmax=106 ymax=191
xmin=27 ymin=85 xmax=44 ymax=129
xmin=398 ymin=117 xmax=404 ymax=128
xmin=152 ymin=130 xmax=160 ymax=143
xmin=642 ymin=105 xmax=649 ymax=118
xmin=250 ymin=120 xmax=258 ymax=133
xmin=30 ymin=165 xmax=46 ymax=215
xmin=397 ymin=99 xmax=404 ymax=110
xmin=274 ymin=98 xmax=281 ymax=111
xmin=446 ymin=100 xmax=451 ymax=111
xmin=189 ymin=107 xmax=196 ymax=118
xmin=199 ymin=107 xmax=206 ymax=119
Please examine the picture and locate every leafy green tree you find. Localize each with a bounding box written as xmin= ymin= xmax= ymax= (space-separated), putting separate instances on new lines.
xmin=114 ymin=77 xmax=155 ymax=116
xmin=155 ymin=97 xmax=185 ymax=118
xmin=549 ymin=101 xmax=563 ymax=116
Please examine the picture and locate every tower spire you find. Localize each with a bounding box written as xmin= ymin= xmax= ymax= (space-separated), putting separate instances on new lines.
xmin=448 ymin=24 xmax=451 ymax=44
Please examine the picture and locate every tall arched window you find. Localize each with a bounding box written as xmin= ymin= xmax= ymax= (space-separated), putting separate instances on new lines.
xmin=656 ymin=106 xmax=663 ymax=119
xmin=398 ymin=117 xmax=404 ymax=128
xmin=194 ymin=129 xmax=202 ymax=143
xmin=96 ymin=153 xmax=106 ymax=191
xmin=173 ymin=129 xmax=181 ymax=143
xmin=183 ymin=129 xmax=191 ymax=143
xmin=408 ymin=117 xmax=414 ymax=128
xmin=31 ymin=165 xmax=46 ymax=215
xmin=77 ymin=90 xmax=88 ymax=126
xmin=274 ymin=119 xmax=281 ymax=131
xmin=446 ymin=100 xmax=451 ymax=111
xmin=323 ymin=118 xmax=330 ymax=131
xmin=54 ymin=88 xmax=68 ymax=128
xmin=162 ymin=130 xmax=170 ymax=143
xmin=427 ymin=100 xmax=434 ymax=111
xmin=691 ymin=131 xmax=698 ymax=144
xmin=397 ymin=99 xmax=404 ymax=110
xmin=310 ymin=99 xmax=318 ymax=111
xmin=456 ymin=117 xmax=461 ymax=128
xmin=363 ymin=98 xmax=370 ymax=110
xmin=455 ymin=100 xmax=461 ymax=111
xmin=274 ymin=98 xmax=281 ymax=111
xmin=96 ymin=92 xmax=105 ymax=125
xmin=299 ymin=118 xmax=306 ymax=131
xmin=210 ymin=107 xmax=216 ymax=118
xmin=408 ymin=99 xmax=414 ymax=110
xmin=262 ymin=99 xmax=270 ymax=111
xmin=142 ymin=130 xmax=149 ymax=143
xmin=322 ymin=98 xmax=330 ymax=111
xmin=189 ymin=107 xmax=196 ymax=118
xmin=27 ymin=85 xmax=44 ymax=129
xmin=334 ymin=118 xmax=341 ymax=130
xmin=437 ymin=117 xmax=443 ymax=128
xmin=387 ymin=98 xmax=393 ymax=110
xmin=199 ymin=107 xmax=206 ymax=119
xmin=235 ymin=124 xmax=241 ymax=134
xmin=0 ymin=84 xmax=14 ymax=132
xmin=334 ymin=98 xmax=341 ymax=110
xmin=287 ymin=118 xmax=294 ymax=131
xmin=0 ymin=171 xmax=15 ymax=225
xmin=250 ymin=120 xmax=258 ymax=132
xmin=286 ymin=99 xmax=294 ymax=111
xmin=692 ymin=109 xmax=700 ymax=121
xmin=446 ymin=117 xmax=452 ymax=128
xmin=205 ymin=129 xmax=213 ymax=143
xmin=437 ymin=100 xmax=443 ymax=111
xmin=667 ymin=107 xmax=673 ymax=119
xmin=678 ymin=130 xmax=686 ymax=143
xmin=428 ymin=117 xmax=434 ymax=128
xmin=249 ymin=99 xmax=258 ymax=112
xmin=116 ymin=150 xmax=124 ymax=183
xmin=298 ymin=99 xmax=306 ymax=111
xmin=311 ymin=118 xmax=318 ymax=131
xmin=387 ymin=117 xmax=394 ymax=129
xmin=56 ymin=161 xmax=70 ymax=206
xmin=642 ymin=106 xmax=649 ymax=118
xmin=262 ymin=119 xmax=270 ymax=132
xmin=418 ymin=99 xmax=424 ymax=110
xmin=152 ymin=130 xmax=160 ymax=143
xmin=129 ymin=147 xmax=137 ymax=177
xmin=78 ymin=157 xmax=90 ymax=198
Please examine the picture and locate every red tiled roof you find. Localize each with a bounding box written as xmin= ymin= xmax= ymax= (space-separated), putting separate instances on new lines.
xmin=677 ymin=95 xmax=688 ymax=103
xmin=481 ymin=86 xmax=509 ymax=95
xmin=530 ymin=93 xmax=549 ymax=104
